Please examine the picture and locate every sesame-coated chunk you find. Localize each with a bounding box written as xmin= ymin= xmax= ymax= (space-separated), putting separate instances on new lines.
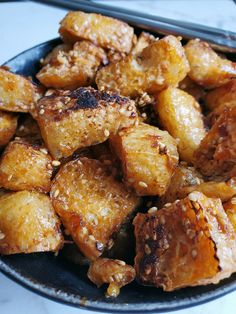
xmin=134 ymin=192 xmax=236 ymax=291
xmin=51 ymin=158 xmax=140 ymax=260
xmin=34 ymin=87 xmax=138 ymax=159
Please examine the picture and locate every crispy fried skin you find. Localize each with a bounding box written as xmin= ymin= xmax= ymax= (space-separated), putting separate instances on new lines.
xmin=88 ymin=258 xmax=135 ymax=297
xmin=134 ymin=192 xmax=236 ymax=291
xmin=51 ymin=158 xmax=140 ymax=260
xmin=0 ymin=111 xmax=17 ymax=148
xmin=59 ymin=11 xmax=134 ymax=53
xmin=37 ymin=41 xmax=107 ymax=89
xmin=155 ymin=87 xmax=206 ymax=163
xmin=0 ymin=191 xmax=63 ymax=255
xmin=0 ymin=67 xmax=40 ymax=112
xmin=185 ymin=39 xmax=236 ymax=88
xmin=194 ymin=107 xmax=236 ymax=177
xmin=96 ymin=35 xmax=189 ymax=97
xmin=0 ymin=139 xmax=53 ymax=193
xmin=34 ymin=87 xmax=138 ymax=159
xmin=110 ymin=123 xmax=179 ymax=196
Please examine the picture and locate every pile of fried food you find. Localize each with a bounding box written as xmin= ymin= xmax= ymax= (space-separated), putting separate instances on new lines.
xmin=1 ymin=10 xmax=236 ymax=298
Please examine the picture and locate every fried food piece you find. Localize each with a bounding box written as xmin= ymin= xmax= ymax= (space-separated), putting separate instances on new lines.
xmin=110 ymin=123 xmax=179 ymax=196
xmin=155 ymin=87 xmax=206 ymax=163
xmin=185 ymin=39 xmax=236 ymax=89
xmin=0 ymin=67 xmax=40 ymax=112
xmin=37 ymin=41 xmax=107 ymax=89
xmin=179 ymin=180 xmax=236 ymax=202
xmin=59 ymin=11 xmax=134 ymax=53
xmin=0 ymin=139 xmax=53 ymax=193
xmin=205 ymin=80 xmax=236 ymax=125
xmin=194 ymin=107 xmax=236 ymax=177
xmin=131 ymin=31 xmax=156 ymax=56
xmin=0 ymin=111 xmax=17 ymax=148
xmin=88 ymin=258 xmax=135 ymax=297
xmin=178 ymin=76 xmax=205 ymax=102
xmin=35 ymin=87 xmax=138 ymax=159
xmin=15 ymin=115 xmax=42 ymax=142
xmin=96 ymin=35 xmax=189 ymax=97
xmin=134 ymin=191 xmax=236 ymax=291
xmin=0 ymin=191 xmax=63 ymax=255
xmin=41 ymin=43 xmax=72 ymax=66
xmin=51 ymin=158 xmax=140 ymax=260
xmin=158 ymin=164 xmax=203 ymax=207
xmin=224 ymin=197 xmax=236 ymax=233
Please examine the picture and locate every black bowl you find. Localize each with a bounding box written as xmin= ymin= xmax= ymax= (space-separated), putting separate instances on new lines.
xmin=1 ymin=38 xmax=236 ymax=313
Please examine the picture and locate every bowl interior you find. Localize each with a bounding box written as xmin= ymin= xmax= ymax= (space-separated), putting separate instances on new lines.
xmin=1 ymin=38 xmax=236 ymax=313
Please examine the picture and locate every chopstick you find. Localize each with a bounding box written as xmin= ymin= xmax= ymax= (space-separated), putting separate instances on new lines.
xmin=31 ymin=0 xmax=236 ymax=52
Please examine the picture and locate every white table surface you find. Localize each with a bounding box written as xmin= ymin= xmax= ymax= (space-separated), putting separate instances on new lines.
xmin=1 ymin=1 xmax=236 ymax=314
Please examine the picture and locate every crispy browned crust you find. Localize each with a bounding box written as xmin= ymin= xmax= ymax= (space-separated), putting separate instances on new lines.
xmin=0 ymin=139 xmax=53 ymax=193
xmin=185 ymin=39 xmax=236 ymax=89
xmin=134 ymin=191 xmax=236 ymax=291
xmin=37 ymin=41 xmax=107 ymax=89
xmin=34 ymin=87 xmax=138 ymax=159
xmin=194 ymin=107 xmax=236 ymax=177
xmin=0 ymin=67 xmax=41 ymax=112
xmin=51 ymin=158 xmax=140 ymax=260
xmin=59 ymin=11 xmax=134 ymax=53
xmin=0 ymin=111 xmax=18 ymax=148
xmin=88 ymin=258 xmax=135 ymax=288
xmin=96 ymin=35 xmax=189 ymax=97
xmin=110 ymin=123 xmax=179 ymax=196
xmin=155 ymin=87 xmax=206 ymax=163
xmin=0 ymin=191 xmax=63 ymax=255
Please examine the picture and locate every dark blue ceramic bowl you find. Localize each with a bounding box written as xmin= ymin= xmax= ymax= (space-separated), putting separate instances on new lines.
xmin=0 ymin=38 xmax=236 ymax=313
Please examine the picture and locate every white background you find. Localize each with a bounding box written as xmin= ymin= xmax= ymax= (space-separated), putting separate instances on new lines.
xmin=1 ymin=1 xmax=236 ymax=314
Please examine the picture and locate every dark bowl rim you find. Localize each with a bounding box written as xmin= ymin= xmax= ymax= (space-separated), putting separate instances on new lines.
xmin=1 ymin=38 xmax=236 ymax=313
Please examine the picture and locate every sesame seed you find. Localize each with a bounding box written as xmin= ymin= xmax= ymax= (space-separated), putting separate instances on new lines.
xmin=231 ymin=198 xmax=236 ymax=205
xmin=145 ymin=265 xmax=152 ymax=275
xmin=89 ymin=235 xmax=96 ymax=241
xmin=188 ymin=193 xmax=198 ymax=202
xmin=115 ymin=260 xmax=126 ymax=266
xmin=108 ymin=239 xmax=114 ymax=249
xmin=114 ymin=274 xmax=123 ymax=281
xmin=145 ymin=244 xmax=151 ymax=255
xmin=104 ymin=129 xmax=110 ymax=137
xmin=15 ymin=137 xmax=21 ymax=140
xmin=139 ymin=181 xmax=148 ymax=188
xmin=52 ymin=160 xmax=61 ymax=166
xmin=192 ymin=249 xmax=198 ymax=258
xmin=40 ymin=148 xmax=48 ymax=155
xmin=39 ymin=109 xmax=45 ymax=115
xmin=192 ymin=202 xmax=200 ymax=210
xmin=0 ymin=232 xmax=5 ymax=240
xmin=141 ymin=113 xmax=147 ymax=118
xmin=164 ymin=203 xmax=171 ymax=207
xmin=148 ymin=207 xmax=158 ymax=213
xmin=53 ymin=189 xmax=60 ymax=198
xmin=145 ymin=234 xmax=149 ymax=240
xmin=81 ymin=227 xmax=88 ymax=235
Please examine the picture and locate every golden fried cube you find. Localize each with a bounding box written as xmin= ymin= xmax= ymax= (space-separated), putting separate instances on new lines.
xmin=59 ymin=11 xmax=134 ymax=53
xmin=158 ymin=164 xmax=203 ymax=207
xmin=110 ymin=123 xmax=179 ymax=196
xmin=37 ymin=41 xmax=107 ymax=89
xmin=88 ymin=258 xmax=135 ymax=297
xmin=0 ymin=191 xmax=63 ymax=255
xmin=131 ymin=31 xmax=156 ymax=56
xmin=35 ymin=87 xmax=138 ymax=159
xmin=51 ymin=158 xmax=140 ymax=260
xmin=185 ymin=39 xmax=236 ymax=89
xmin=179 ymin=180 xmax=236 ymax=202
xmin=0 ymin=67 xmax=40 ymax=112
xmin=155 ymin=87 xmax=206 ymax=163
xmin=96 ymin=35 xmax=189 ymax=97
xmin=134 ymin=191 xmax=236 ymax=291
xmin=194 ymin=107 xmax=236 ymax=177
xmin=0 ymin=111 xmax=17 ymax=148
xmin=178 ymin=76 xmax=205 ymax=102
xmin=0 ymin=139 xmax=53 ymax=193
